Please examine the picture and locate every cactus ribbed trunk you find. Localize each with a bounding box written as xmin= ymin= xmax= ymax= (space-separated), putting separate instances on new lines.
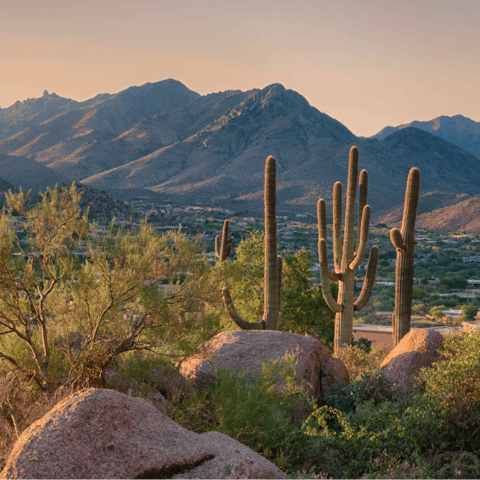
xmin=264 ymin=156 xmax=279 ymax=330
xmin=215 ymin=220 xmax=233 ymax=261
xmin=222 ymin=156 xmax=282 ymax=330
xmin=317 ymin=146 xmax=379 ymax=355
xmin=390 ymin=167 xmax=420 ymax=346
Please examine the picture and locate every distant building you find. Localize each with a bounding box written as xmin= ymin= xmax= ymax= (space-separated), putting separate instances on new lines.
xmin=463 ymin=256 xmax=480 ymax=263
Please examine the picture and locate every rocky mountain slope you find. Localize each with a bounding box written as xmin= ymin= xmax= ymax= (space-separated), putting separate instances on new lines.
xmin=378 ymin=192 xmax=480 ymax=233
xmin=1 ymin=80 xmax=479 ymax=220
xmin=372 ymin=114 xmax=480 ymax=159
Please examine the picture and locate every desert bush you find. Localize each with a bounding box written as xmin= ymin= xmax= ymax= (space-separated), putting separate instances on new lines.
xmin=326 ymin=370 xmax=406 ymax=414
xmin=414 ymin=330 xmax=480 ymax=453
xmin=336 ymin=343 xmax=392 ymax=381
xmin=301 ymin=395 xmax=443 ymax=478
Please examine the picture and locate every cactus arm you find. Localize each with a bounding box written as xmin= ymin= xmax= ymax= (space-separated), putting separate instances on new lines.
xmin=318 ymin=199 xmax=341 ymax=282
xmin=342 ymin=147 xmax=359 ymax=266
xmin=220 ymin=220 xmax=229 ymax=260
xmin=222 ymin=287 xmax=265 ymax=330
xmin=226 ymin=237 xmax=234 ymax=258
xmin=401 ymin=167 xmax=421 ymax=241
xmin=318 ymin=239 xmax=343 ymax=313
xmin=349 ymin=205 xmax=371 ymax=271
xmin=317 ymin=199 xmax=327 ymax=242
xmin=358 ymin=170 xmax=368 ymax=228
xmin=333 ymin=182 xmax=343 ymax=273
xmin=215 ymin=235 xmax=220 ymax=258
xmin=357 ymin=169 xmax=368 ymax=250
xmin=354 ymin=245 xmax=379 ymax=311
xmin=390 ymin=228 xmax=405 ymax=251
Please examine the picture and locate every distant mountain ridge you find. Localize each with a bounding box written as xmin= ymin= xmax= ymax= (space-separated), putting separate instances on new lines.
xmin=372 ymin=114 xmax=480 ymax=159
xmin=1 ymin=79 xmax=479 ymax=225
xmin=378 ymin=192 xmax=480 ymax=233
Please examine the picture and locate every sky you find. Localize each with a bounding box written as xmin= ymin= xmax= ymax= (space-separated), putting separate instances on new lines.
xmin=1 ymin=0 xmax=479 ymax=137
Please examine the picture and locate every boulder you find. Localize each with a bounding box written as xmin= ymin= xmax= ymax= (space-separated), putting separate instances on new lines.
xmin=380 ymin=329 xmax=444 ymax=389
xmin=1 ymin=388 xmax=285 ymax=479
xmin=172 ymin=431 xmax=284 ymax=479
xmin=178 ymin=330 xmax=348 ymax=400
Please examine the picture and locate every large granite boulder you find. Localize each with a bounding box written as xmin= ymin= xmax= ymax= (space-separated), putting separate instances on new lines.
xmin=1 ymin=388 xmax=285 ymax=479
xmin=177 ymin=330 xmax=348 ymax=400
xmin=380 ymin=329 xmax=444 ymax=389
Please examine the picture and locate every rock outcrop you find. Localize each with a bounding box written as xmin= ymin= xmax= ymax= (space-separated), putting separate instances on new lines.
xmin=177 ymin=330 xmax=348 ymax=400
xmin=1 ymin=388 xmax=285 ymax=479
xmin=380 ymin=328 xmax=444 ymax=389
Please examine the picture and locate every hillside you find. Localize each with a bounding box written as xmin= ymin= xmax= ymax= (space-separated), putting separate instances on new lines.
xmin=377 ymin=192 xmax=480 ymax=233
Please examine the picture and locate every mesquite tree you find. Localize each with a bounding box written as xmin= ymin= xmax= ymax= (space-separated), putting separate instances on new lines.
xmin=390 ymin=167 xmax=421 ymax=346
xmin=0 ymin=185 xmax=212 ymax=392
xmin=317 ymin=146 xmax=379 ymax=354
xmin=222 ymin=156 xmax=282 ymax=330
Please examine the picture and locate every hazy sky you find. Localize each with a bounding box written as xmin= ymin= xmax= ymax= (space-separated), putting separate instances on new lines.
xmin=1 ymin=0 xmax=479 ymax=136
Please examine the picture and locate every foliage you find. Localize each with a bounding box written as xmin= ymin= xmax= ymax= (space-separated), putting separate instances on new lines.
xmin=429 ymin=304 xmax=448 ymax=319
xmin=439 ymin=275 xmax=468 ymax=291
xmin=325 ymin=369 xmax=407 ymax=414
xmin=223 ymin=231 xmax=335 ymax=347
xmin=460 ymin=303 xmax=477 ymax=319
xmin=0 ymin=185 xmax=218 ymax=392
xmin=351 ymin=337 xmax=373 ymax=353
xmin=415 ymin=331 xmax=480 ymax=428
xmin=301 ymin=392 xmax=443 ymax=478
xmin=336 ymin=343 xmax=391 ymax=381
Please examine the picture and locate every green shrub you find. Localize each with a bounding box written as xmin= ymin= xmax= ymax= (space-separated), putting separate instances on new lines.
xmin=211 ymin=354 xmax=302 ymax=453
xmin=336 ymin=343 xmax=392 ymax=381
xmin=416 ymin=331 xmax=480 ymax=425
xmin=301 ymin=396 xmax=443 ymax=478
xmin=413 ymin=331 xmax=480 ymax=453
xmin=326 ymin=370 xmax=405 ymax=413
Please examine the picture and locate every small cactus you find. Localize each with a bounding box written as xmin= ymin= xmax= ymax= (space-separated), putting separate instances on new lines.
xmin=390 ymin=167 xmax=420 ymax=346
xmin=223 ymin=156 xmax=282 ymax=330
xmin=215 ymin=220 xmax=234 ymax=261
xmin=317 ymin=146 xmax=379 ymax=354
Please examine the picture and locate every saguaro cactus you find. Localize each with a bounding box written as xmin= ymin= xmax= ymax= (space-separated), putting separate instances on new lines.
xmin=222 ymin=156 xmax=282 ymax=330
xmin=317 ymin=146 xmax=379 ymax=354
xmin=215 ymin=220 xmax=234 ymax=261
xmin=390 ymin=167 xmax=420 ymax=346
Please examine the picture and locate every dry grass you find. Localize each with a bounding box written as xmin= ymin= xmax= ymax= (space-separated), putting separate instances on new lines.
xmin=0 ymin=370 xmax=82 ymax=469
xmin=336 ymin=343 xmax=392 ymax=381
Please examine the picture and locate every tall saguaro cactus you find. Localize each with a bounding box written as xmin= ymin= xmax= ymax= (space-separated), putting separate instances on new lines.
xmin=215 ymin=220 xmax=234 ymax=261
xmin=390 ymin=167 xmax=420 ymax=346
xmin=222 ymin=156 xmax=282 ymax=330
xmin=317 ymin=146 xmax=379 ymax=354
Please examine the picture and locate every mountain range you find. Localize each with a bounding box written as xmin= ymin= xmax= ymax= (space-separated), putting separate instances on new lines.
xmin=372 ymin=115 xmax=480 ymax=160
xmin=1 ymin=79 xmax=479 ymax=228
